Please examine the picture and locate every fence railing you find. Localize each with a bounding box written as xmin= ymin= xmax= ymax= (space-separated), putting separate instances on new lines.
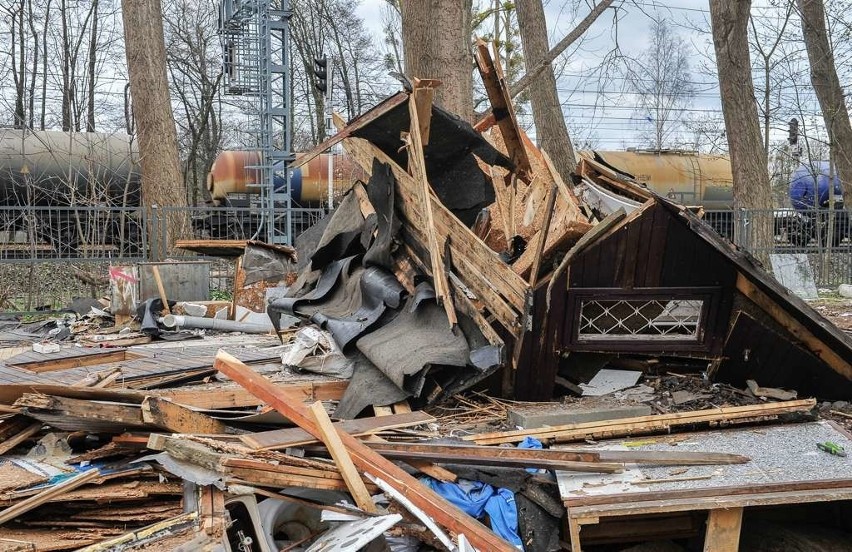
xmin=0 ymin=205 xmax=327 ymax=263
xmin=703 ymin=208 xmax=852 ymax=288
xmin=0 ymin=204 xmax=848 ymax=289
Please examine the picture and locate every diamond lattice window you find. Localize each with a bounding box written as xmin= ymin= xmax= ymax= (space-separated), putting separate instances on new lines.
xmin=577 ymin=299 xmax=704 ymax=341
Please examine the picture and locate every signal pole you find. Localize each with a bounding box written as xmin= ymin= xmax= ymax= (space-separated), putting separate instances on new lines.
xmin=313 ymin=55 xmax=334 ymax=210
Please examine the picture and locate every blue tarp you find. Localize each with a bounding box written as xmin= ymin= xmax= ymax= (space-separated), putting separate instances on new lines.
xmin=421 ymin=477 xmax=524 ymax=549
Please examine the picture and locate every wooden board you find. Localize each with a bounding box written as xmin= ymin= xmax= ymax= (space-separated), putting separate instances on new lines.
xmin=465 ymin=399 xmax=817 ymax=445
xmin=309 ymin=402 xmax=377 ymax=513
xmin=240 ymin=411 xmax=435 ymax=450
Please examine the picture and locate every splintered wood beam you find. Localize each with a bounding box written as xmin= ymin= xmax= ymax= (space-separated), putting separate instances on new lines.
xmin=735 ymin=273 xmax=852 ymax=379
xmin=474 ymin=39 xmax=532 ymax=182
xmin=406 ymin=90 xmax=457 ymax=327
xmin=541 ymin=149 xmax=583 ymax=219
xmin=308 ymin=401 xmax=378 ymax=513
xmin=411 ymin=78 xmax=440 ymax=145
xmin=214 ymin=350 xmax=515 ymax=552
xmin=141 ymin=397 xmax=232 ymax=435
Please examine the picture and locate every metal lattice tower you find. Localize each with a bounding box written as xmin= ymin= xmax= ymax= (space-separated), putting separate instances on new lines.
xmin=220 ymin=0 xmax=294 ymax=245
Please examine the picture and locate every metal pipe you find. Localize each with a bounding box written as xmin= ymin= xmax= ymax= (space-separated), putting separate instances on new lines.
xmin=160 ymin=314 xmax=273 ymax=334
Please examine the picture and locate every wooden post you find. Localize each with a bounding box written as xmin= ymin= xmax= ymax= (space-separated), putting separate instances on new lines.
xmin=703 ymin=507 xmax=743 ymax=551
xmin=213 ymin=350 xmax=514 ymax=552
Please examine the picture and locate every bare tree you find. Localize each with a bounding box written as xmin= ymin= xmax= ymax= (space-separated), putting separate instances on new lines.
xmin=709 ymin=0 xmax=774 ymax=258
xmin=122 ymin=0 xmax=189 ymax=251
xmin=515 ymin=0 xmax=576 ymax=180
xmin=627 ymin=19 xmax=695 ymax=150
xmin=749 ymin=0 xmax=795 ymax=160
xmin=164 ymin=0 xmax=224 ymax=205
xmin=797 ymin=0 xmax=852 ymax=208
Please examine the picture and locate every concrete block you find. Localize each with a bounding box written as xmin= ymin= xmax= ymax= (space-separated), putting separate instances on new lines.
xmin=508 ymin=404 xmax=653 ymax=429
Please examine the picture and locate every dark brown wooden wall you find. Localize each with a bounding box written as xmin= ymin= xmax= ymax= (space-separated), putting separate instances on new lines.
xmin=569 ymin=203 xmax=735 ymax=289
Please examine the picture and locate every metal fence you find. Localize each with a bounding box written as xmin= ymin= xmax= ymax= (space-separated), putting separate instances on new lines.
xmin=704 ymin=208 xmax=852 ymax=288
xmin=0 ymin=205 xmax=327 ymax=263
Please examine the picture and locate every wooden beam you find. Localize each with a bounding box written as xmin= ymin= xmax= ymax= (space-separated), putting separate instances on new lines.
xmin=141 ymin=397 xmax=232 ymax=435
xmin=406 ymin=90 xmax=457 ymax=327
xmin=474 ymin=40 xmax=532 ymax=181
xmin=309 ymin=402 xmax=378 ymax=513
xmin=464 ymin=399 xmax=817 ymax=445
xmin=363 ymin=442 xmax=748 ymax=466
xmin=157 ymin=380 xmax=348 ymax=410
xmin=0 ymin=422 xmax=42 ymax=455
xmin=703 ymin=507 xmax=743 ymax=552
xmin=411 ymin=78 xmax=440 ymax=145
xmin=735 ymin=273 xmax=852 ymax=379
xmin=214 ymin=350 xmax=515 ymax=552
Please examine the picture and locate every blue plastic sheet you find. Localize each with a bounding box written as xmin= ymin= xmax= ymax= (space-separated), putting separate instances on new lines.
xmin=421 ymin=477 xmax=524 ymax=549
xmin=518 ymin=436 xmax=544 ymax=474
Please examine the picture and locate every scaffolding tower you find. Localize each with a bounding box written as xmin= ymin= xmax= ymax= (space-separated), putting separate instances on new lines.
xmin=219 ymin=0 xmax=294 ymax=245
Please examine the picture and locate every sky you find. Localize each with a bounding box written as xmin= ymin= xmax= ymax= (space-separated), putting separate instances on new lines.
xmin=351 ymin=0 xmax=783 ymax=153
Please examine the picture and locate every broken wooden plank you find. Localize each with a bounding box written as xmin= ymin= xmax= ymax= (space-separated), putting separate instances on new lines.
xmin=0 ymin=421 xmax=42 ymax=456
xmin=0 ymin=469 xmax=100 ymax=526
xmin=406 ymin=88 xmax=457 ymax=327
xmin=474 ymin=40 xmax=532 ymax=181
xmin=75 ymin=512 xmax=198 ymax=552
xmin=239 ymin=410 xmax=435 ymax=450
xmin=292 ymin=92 xmax=409 ymax=169
xmin=7 ymin=349 xmax=130 ymax=373
xmin=309 ymin=401 xmax=378 ymax=513
xmin=140 ymin=397 xmax=232 ymax=435
xmin=214 ymin=350 xmax=516 ymax=552
xmin=157 ymin=380 xmax=348 ymax=409
xmin=465 ymin=399 xmax=817 ymax=445
xmin=14 ymin=394 xmax=148 ymax=432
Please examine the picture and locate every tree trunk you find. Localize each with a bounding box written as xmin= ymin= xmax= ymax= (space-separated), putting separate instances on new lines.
xmin=86 ymin=0 xmax=98 ymax=132
xmin=122 ymin=0 xmax=189 ymax=254
xmin=400 ymin=0 xmax=473 ymax=120
xmin=798 ymin=0 xmax=852 ymax=208
xmin=515 ymin=0 xmax=577 ymax=181
xmin=709 ymin=0 xmax=774 ymax=263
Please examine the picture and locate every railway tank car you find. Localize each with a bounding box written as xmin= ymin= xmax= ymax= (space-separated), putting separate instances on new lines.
xmin=0 ymin=129 xmax=141 ymax=256
xmin=0 ymin=129 xmax=140 ymax=205
xmin=207 ymin=150 xmax=364 ymax=206
xmin=584 ymin=149 xmax=734 ymax=209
